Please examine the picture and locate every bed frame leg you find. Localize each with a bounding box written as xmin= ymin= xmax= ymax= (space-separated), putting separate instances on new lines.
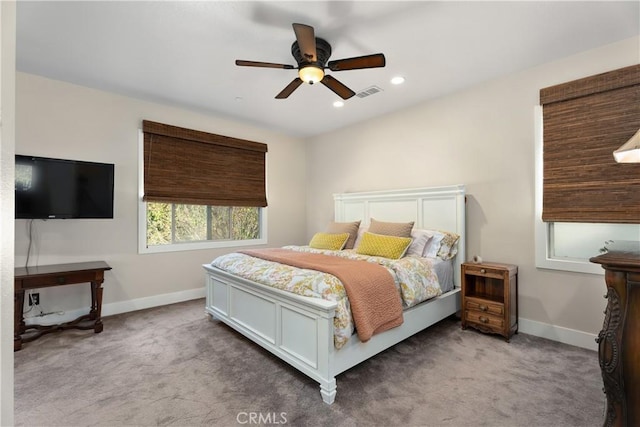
xmin=320 ymin=379 xmax=336 ymax=404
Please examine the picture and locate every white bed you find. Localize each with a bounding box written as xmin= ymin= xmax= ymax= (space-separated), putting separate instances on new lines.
xmin=203 ymin=185 xmax=466 ymax=404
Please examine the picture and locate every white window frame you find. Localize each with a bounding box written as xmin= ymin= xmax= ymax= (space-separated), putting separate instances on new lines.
xmin=137 ymin=130 xmax=267 ymax=254
xmin=534 ymin=106 xmax=604 ymax=275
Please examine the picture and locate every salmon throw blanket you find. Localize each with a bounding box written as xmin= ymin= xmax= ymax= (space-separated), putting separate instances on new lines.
xmin=240 ymin=248 xmax=404 ymax=342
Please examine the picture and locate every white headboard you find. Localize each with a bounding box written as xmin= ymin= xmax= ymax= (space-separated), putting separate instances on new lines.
xmin=334 ymin=185 xmax=466 ymax=288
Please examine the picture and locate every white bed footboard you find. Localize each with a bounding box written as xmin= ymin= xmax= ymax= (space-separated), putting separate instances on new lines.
xmin=204 ymin=265 xmax=340 ymax=403
xmin=204 ymin=264 xmax=461 ymax=404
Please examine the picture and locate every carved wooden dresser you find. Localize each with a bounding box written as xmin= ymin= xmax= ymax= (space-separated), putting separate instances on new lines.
xmin=590 ymin=250 xmax=639 ymax=427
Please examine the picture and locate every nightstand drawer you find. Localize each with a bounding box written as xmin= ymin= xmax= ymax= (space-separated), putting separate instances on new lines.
xmin=465 ymin=310 xmax=504 ymax=330
xmin=462 ymin=264 xmax=504 ymax=279
xmin=465 ymin=297 xmax=504 ymax=316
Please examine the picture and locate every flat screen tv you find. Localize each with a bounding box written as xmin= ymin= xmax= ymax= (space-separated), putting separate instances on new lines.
xmin=15 ymin=155 xmax=115 ymax=219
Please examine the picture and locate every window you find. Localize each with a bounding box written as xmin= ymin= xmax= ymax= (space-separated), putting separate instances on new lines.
xmin=138 ymin=122 xmax=268 ymax=253
xmin=535 ymin=107 xmax=640 ymax=273
xmin=535 ymin=65 xmax=640 ymax=274
xmin=142 ymin=202 xmax=265 ymax=252
xmin=147 ymin=203 xmax=260 ymax=244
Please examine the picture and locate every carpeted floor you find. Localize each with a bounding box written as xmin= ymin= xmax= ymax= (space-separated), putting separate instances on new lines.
xmin=15 ymin=298 xmax=604 ymax=427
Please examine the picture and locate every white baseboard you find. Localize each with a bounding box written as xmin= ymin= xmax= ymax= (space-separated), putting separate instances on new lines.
xmin=519 ymin=317 xmax=598 ymax=351
xmin=25 ymin=287 xmax=205 ymax=326
xmin=24 ymin=290 xmax=598 ymax=352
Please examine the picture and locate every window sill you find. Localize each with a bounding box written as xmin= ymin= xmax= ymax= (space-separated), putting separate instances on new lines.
xmin=535 ymin=254 xmax=604 ymax=275
xmin=139 ymin=237 xmax=267 ymax=254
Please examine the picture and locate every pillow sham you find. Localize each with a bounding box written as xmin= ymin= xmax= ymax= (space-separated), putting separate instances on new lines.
xmin=436 ymin=230 xmax=460 ymax=260
xmin=421 ymin=229 xmax=460 ymax=259
xmin=368 ymin=218 xmax=414 ymax=238
xmin=309 ymin=232 xmax=350 ymax=250
xmin=355 ymin=232 xmax=412 ymax=259
xmin=325 ymin=221 xmax=361 ymax=249
xmin=352 ymin=224 xmax=368 ymax=249
xmin=406 ymin=229 xmax=434 ymax=257
xmin=422 ymin=231 xmax=446 ymax=258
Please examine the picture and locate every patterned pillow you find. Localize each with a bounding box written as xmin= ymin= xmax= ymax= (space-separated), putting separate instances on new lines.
xmin=356 ymin=232 xmax=413 ymax=259
xmin=309 ymin=232 xmax=350 ymax=250
xmin=325 ymin=221 xmax=361 ymax=249
xmin=368 ymin=218 xmax=414 ymax=238
xmin=435 ymin=231 xmax=460 ymax=260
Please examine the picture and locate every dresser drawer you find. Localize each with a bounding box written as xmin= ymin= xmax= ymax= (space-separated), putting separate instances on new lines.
xmin=465 ymin=310 xmax=504 ymax=331
xmin=465 ymin=297 xmax=504 ymax=316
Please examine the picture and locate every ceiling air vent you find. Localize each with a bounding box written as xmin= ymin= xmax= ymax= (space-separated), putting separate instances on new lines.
xmin=356 ymin=85 xmax=383 ymax=98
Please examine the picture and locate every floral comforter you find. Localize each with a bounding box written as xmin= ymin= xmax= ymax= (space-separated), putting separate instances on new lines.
xmin=210 ymin=246 xmax=442 ymax=349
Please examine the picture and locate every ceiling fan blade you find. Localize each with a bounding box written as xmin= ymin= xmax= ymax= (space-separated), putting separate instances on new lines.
xmin=275 ymin=78 xmax=303 ymax=99
xmin=236 ymin=60 xmax=295 ymax=69
xmin=292 ymin=23 xmax=317 ymax=62
xmin=320 ymin=75 xmax=355 ymax=100
xmin=327 ymin=53 xmax=386 ymax=71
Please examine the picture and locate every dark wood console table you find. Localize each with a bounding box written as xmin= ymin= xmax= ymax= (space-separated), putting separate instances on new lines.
xmin=14 ymin=261 xmax=112 ymax=351
xmin=590 ymin=250 xmax=639 ymax=427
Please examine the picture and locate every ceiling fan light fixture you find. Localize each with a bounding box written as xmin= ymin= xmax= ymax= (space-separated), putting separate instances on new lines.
xmin=236 ymin=23 xmax=384 ymax=99
xmin=299 ymin=66 xmax=324 ymax=84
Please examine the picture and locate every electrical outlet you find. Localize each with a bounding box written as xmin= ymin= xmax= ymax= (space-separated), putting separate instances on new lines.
xmin=31 ymin=293 xmax=40 ymax=306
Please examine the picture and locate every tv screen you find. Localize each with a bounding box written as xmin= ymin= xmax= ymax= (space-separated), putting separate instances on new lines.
xmin=15 ymin=155 xmax=115 ymax=219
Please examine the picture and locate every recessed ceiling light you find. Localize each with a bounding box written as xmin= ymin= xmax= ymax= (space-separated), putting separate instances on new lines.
xmin=391 ymin=76 xmax=405 ymax=85
xmin=333 ymin=101 xmax=344 ymax=108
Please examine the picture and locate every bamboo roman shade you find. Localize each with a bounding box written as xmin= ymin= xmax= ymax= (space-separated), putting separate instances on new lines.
xmin=142 ymin=120 xmax=268 ymax=207
xmin=540 ymin=64 xmax=640 ymax=223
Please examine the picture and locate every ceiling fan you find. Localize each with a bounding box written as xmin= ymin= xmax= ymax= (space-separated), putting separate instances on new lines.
xmin=235 ymin=23 xmax=386 ymax=100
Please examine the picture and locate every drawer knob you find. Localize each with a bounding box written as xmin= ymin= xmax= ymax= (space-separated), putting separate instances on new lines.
xmin=479 ymin=304 xmax=488 ymax=312
xmin=479 ymin=316 xmax=489 ymax=324
xmin=480 ymin=269 xmax=486 ymax=274
xmin=56 ymin=276 xmax=66 ymax=285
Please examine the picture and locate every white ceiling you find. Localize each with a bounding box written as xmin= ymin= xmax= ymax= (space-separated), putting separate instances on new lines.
xmin=16 ymin=1 xmax=640 ymax=138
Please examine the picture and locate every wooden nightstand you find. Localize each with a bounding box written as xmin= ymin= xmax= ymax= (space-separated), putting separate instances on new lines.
xmin=461 ymin=261 xmax=518 ymax=342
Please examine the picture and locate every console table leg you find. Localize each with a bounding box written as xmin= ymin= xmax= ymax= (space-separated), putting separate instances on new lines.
xmin=14 ymin=291 xmax=25 ymax=351
xmin=89 ymin=282 xmax=97 ymax=320
xmin=91 ymin=281 xmax=104 ymax=333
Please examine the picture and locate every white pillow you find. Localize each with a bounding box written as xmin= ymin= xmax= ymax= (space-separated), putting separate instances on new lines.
xmin=406 ymin=229 xmax=434 ymax=257
xmin=422 ymin=231 xmax=445 ymax=258
xmin=353 ymin=224 xmax=369 ymax=249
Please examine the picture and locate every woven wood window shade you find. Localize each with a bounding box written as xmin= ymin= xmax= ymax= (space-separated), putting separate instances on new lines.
xmin=142 ymin=120 xmax=268 ymax=207
xmin=540 ymin=64 xmax=640 ymax=223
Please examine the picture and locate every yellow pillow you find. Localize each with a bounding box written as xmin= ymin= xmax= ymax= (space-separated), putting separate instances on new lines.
xmin=356 ymin=232 xmax=413 ymax=259
xmin=309 ymin=232 xmax=350 ymax=250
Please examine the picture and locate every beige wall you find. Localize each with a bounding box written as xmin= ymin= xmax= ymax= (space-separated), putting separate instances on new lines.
xmin=305 ymin=36 xmax=640 ymax=341
xmin=14 ymin=73 xmax=307 ymax=313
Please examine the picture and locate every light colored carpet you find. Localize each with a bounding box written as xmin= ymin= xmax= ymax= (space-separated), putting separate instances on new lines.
xmin=15 ymin=298 xmax=604 ymax=426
